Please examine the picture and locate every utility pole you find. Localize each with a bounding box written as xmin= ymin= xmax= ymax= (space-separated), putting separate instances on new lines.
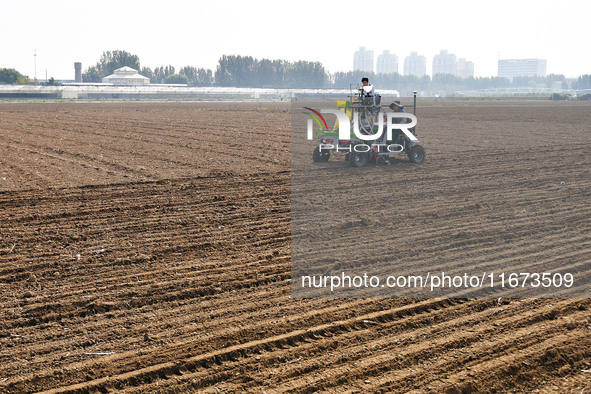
xmin=34 ymin=49 xmax=37 ymax=81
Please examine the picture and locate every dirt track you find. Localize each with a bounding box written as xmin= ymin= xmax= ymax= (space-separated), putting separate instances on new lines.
xmin=0 ymin=100 xmax=590 ymax=392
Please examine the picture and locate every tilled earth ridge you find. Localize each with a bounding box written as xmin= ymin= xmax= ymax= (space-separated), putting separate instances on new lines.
xmin=0 ymin=100 xmax=589 ymax=393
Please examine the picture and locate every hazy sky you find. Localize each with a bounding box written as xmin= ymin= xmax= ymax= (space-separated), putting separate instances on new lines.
xmin=2 ymin=0 xmax=590 ymax=80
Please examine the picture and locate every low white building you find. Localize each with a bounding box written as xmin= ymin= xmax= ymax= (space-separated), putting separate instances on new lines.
xmin=102 ymin=66 xmax=150 ymax=85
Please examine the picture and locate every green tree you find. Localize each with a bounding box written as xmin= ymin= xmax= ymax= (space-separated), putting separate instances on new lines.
xmin=285 ymin=60 xmax=327 ymax=88
xmin=151 ymin=65 xmax=175 ymax=83
xmin=0 ymin=68 xmax=29 ymax=84
xmin=332 ymin=71 xmax=377 ymax=89
xmin=254 ymin=59 xmax=287 ymax=88
xmin=45 ymin=77 xmax=59 ymax=86
xmin=82 ymin=50 xmax=141 ymax=82
xmin=180 ymin=66 xmax=214 ymax=86
xmin=140 ymin=67 xmax=154 ymax=82
xmin=82 ymin=66 xmax=101 ymax=83
xmin=214 ymin=55 xmax=329 ymax=88
xmin=573 ymin=74 xmax=591 ymax=90
xmin=546 ymin=74 xmax=565 ymax=84
xmin=16 ymin=75 xmax=31 ymax=84
xmin=215 ymin=55 xmax=257 ymax=87
xmin=163 ymin=73 xmax=189 ymax=84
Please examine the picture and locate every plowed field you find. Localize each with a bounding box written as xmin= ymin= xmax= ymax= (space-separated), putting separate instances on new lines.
xmin=0 ymin=100 xmax=590 ymax=393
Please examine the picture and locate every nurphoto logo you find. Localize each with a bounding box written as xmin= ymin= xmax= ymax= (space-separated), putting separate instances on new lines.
xmin=305 ymin=108 xmax=418 ymax=142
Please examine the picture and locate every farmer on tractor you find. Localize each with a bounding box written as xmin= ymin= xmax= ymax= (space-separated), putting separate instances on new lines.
xmin=359 ymin=77 xmax=380 ymax=107
xmin=360 ymin=77 xmax=375 ymax=97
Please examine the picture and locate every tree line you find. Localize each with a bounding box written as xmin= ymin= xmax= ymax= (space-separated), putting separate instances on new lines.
xmin=3 ymin=50 xmax=591 ymax=94
xmin=83 ymin=51 xmax=326 ymax=88
xmin=332 ymin=71 xmax=574 ymax=95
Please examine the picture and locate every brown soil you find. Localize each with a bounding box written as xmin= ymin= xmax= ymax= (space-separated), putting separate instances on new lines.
xmin=0 ymin=100 xmax=590 ymax=393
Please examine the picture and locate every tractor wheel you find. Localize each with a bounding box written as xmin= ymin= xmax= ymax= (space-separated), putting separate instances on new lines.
xmin=407 ymin=145 xmax=425 ymax=164
xmin=349 ymin=151 xmax=369 ymax=167
xmin=313 ymin=146 xmax=330 ymax=162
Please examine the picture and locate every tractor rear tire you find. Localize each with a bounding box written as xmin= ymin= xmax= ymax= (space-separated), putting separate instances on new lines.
xmin=349 ymin=151 xmax=369 ymax=167
xmin=407 ymin=145 xmax=425 ymax=164
xmin=313 ymin=146 xmax=330 ymax=162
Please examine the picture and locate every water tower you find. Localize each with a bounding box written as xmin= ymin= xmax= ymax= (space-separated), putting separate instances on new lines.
xmin=74 ymin=62 xmax=82 ymax=83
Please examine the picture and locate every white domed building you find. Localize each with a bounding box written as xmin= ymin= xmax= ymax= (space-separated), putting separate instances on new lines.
xmin=102 ymin=66 xmax=150 ymax=85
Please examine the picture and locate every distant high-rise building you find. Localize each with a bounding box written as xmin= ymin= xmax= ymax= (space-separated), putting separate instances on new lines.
xmin=432 ymin=50 xmax=457 ymax=76
xmin=456 ymin=58 xmax=474 ymax=78
xmin=498 ymin=58 xmax=547 ymax=80
xmin=403 ymin=52 xmax=427 ymax=77
xmin=353 ymin=47 xmax=374 ymax=73
xmin=376 ymin=50 xmax=398 ymax=74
